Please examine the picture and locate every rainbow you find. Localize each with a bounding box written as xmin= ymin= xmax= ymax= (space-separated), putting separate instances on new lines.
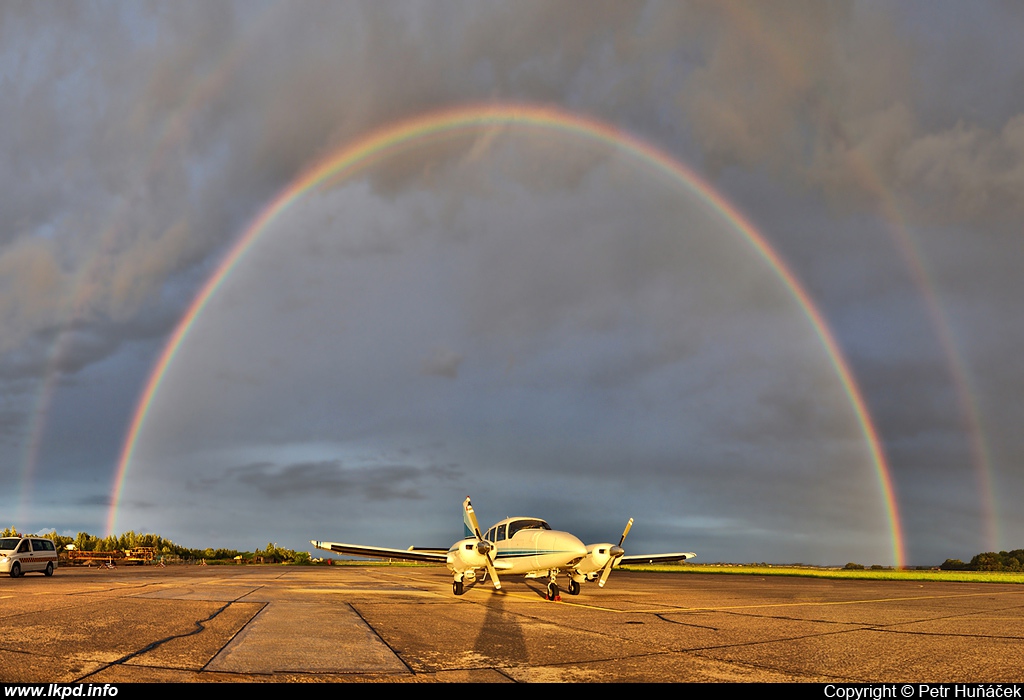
xmin=109 ymin=102 xmax=906 ymax=566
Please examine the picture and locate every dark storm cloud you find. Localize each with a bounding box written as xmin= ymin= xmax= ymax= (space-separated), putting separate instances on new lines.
xmin=0 ymin=1 xmax=652 ymax=376
xmin=4 ymin=1 xmax=1016 ymax=378
xmin=74 ymin=494 xmax=113 ymax=508
xmin=225 ymin=460 xmax=461 ymax=501
xmin=0 ymin=307 xmax=180 ymax=384
xmin=677 ymin=2 xmax=1024 ymax=228
xmin=2 ymin=2 xmax=1023 ymax=563
xmin=421 ymin=348 xmax=464 ymax=379
xmin=856 ymin=355 xmax=967 ymax=439
xmin=0 ymin=405 xmax=24 ymax=442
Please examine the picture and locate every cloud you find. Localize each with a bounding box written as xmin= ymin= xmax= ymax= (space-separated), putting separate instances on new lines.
xmin=895 ymin=115 xmax=1024 ymax=223
xmin=420 ymin=347 xmax=464 ymax=379
xmin=226 ymin=460 xmax=461 ymax=501
xmin=3 ymin=2 xmax=1024 ymax=563
xmin=74 ymin=494 xmax=113 ymax=508
xmin=0 ymin=240 xmax=65 ymax=353
xmin=676 ymin=2 xmax=1024 ymax=230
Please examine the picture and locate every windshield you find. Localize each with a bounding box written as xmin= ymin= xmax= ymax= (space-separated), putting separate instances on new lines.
xmin=0 ymin=538 xmax=20 ymax=551
xmin=507 ymin=519 xmax=551 ymax=538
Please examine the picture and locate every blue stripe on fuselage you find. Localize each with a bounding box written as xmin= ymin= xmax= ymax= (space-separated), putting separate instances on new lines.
xmin=495 ymin=550 xmax=579 ymax=559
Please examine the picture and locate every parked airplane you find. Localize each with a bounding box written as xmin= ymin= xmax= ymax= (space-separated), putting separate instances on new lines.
xmin=312 ymin=497 xmax=695 ymax=600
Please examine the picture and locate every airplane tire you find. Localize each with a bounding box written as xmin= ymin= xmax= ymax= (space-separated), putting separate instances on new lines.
xmin=453 ymin=580 xmax=464 ymax=596
xmin=567 ymin=579 xmax=580 ymax=595
xmin=547 ymin=582 xmax=559 ymax=600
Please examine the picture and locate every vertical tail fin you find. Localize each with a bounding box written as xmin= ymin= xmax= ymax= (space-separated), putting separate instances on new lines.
xmin=463 ymin=497 xmax=475 ymax=538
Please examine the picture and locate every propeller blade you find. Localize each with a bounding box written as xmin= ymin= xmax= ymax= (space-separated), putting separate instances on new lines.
xmin=598 ymin=561 xmax=614 ymax=587
xmin=484 ymin=552 xmax=502 ymax=590
xmin=466 ymin=498 xmax=501 ymax=590
xmin=598 ymin=518 xmax=633 ymax=588
xmin=465 ymin=498 xmax=484 ymax=540
xmin=618 ymin=518 xmax=634 ymax=546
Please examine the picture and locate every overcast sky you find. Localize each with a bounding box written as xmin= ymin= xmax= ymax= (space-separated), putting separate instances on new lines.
xmin=3 ymin=2 xmax=1024 ymax=566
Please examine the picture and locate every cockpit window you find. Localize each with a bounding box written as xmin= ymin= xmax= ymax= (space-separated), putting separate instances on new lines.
xmin=507 ymin=519 xmax=551 ymax=538
xmin=496 ymin=524 xmax=506 ymax=541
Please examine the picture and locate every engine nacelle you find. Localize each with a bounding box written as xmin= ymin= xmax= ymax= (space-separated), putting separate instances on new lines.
xmin=574 ymin=543 xmax=615 ymax=577
xmin=446 ymin=537 xmax=493 ymax=577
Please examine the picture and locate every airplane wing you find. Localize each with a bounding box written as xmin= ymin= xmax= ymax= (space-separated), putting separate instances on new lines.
xmin=311 ymin=540 xmax=448 ymax=564
xmin=406 ymin=546 xmax=449 ymax=555
xmin=619 ymin=552 xmax=696 ymax=565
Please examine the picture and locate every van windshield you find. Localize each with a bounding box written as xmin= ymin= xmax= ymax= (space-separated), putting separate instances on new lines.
xmin=0 ymin=538 xmax=20 ymax=551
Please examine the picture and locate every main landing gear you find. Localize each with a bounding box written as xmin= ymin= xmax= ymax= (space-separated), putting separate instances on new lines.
xmin=545 ymin=572 xmax=583 ymax=599
xmin=452 ymin=571 xmax=580 ymax=599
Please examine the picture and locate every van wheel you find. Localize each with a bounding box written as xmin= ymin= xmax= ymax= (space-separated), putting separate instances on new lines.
xmin=45 ymin=563 xmax=54 ymax=577
xmin=10 ymin=563 xmax=20 ymax=578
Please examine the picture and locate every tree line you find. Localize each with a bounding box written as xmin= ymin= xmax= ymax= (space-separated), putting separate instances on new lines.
xmin=10 ymin=526 xmax=1013 ymax=570
xmin=1 ymin=527 xmax=313 ymax=564
xmin=940 ymin=550 xmax=1024 ymax=571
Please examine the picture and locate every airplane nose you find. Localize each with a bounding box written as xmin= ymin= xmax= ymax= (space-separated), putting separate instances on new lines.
xmin=541 ymin=531 xmax=588 ymax=559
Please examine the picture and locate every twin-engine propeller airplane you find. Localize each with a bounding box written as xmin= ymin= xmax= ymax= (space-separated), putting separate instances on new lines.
xmin=312 ymin=497 xmax=695 ymax=600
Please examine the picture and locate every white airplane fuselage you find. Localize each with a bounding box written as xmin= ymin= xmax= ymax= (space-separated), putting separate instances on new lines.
xmin=446 ymin=517 xmax=588 ymax=579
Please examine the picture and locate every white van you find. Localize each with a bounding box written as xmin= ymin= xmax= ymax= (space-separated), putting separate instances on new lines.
xmin=0 ymin=536 xmax=58 ymax=577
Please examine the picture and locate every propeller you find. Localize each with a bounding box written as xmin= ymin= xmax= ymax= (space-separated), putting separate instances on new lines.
xmin=598 ymin=517 xmax=633 ymax=588
xmin=464 ymin=498 xmax=502 ymax=590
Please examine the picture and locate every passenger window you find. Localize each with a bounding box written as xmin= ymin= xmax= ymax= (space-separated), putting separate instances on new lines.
xmin=496 ymin=524 xmax=506 ymax=541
